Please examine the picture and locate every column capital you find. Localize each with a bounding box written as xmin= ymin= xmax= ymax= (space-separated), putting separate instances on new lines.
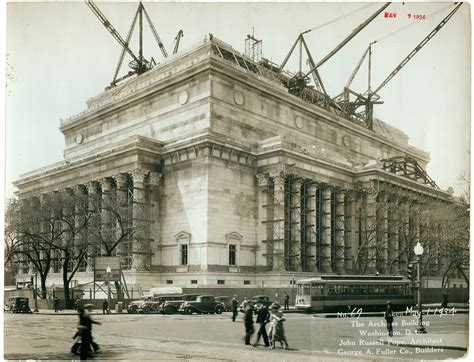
xmin=99 ymin=177 xmax=114 ymax=191
xmin=148 ymin=172 xmax=162 ymax=187
xmin=131 ymin=169 xmax=147 ymax=185
xmin=114 ymin=173 xmax=130 ymax=188
xmin=86 ymin=180 xmax=100 ymax=194
xmin=256 ymin=173 xmax=269 ymax=187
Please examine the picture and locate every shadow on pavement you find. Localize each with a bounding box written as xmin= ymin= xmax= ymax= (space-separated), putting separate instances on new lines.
xmin=5 ymin=350 xmax=121 ymax=360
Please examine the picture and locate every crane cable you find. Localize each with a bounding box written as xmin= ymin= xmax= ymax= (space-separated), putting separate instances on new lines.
xmin=372 ymin=3 xmax=455 ymax=44
xmin=302 ymin=3 xmax=376 ymax=34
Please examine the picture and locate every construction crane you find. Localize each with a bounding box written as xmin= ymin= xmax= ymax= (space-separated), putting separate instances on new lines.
xmin=334 ymin=2 xmax=463 ymax=129
xmin=276 ymin=3 xmax=390 ymax=109
xmin=85 ymin=0 xmax=171 ymax=87
xmin=172 ymin=30 xmax=184 ymax=55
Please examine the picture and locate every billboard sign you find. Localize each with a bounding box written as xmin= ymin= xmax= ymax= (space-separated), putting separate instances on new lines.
xmin=94 ymin=256 xmax=121 ymax=282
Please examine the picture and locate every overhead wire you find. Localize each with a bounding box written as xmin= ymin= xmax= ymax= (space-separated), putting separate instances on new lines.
xmin=371 ymin=3 xmax=455 ymax=44
xmin=302 ymin=3 xmax=377 ymax=34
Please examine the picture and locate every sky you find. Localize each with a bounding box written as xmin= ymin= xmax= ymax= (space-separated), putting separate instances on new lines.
xmin=4 ymin=1 xmax=471 ymax=198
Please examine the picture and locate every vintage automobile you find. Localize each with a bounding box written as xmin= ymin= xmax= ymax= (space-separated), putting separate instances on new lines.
xmin=138 ymin=294 xmax=185 ymax=314
xmin=6 ymin=297 xmax=32 ymax=313
xmin=160 ymin=294 xmax=198 ymax=314
xmin=178 ymin=295 xmax=225 ymax=315
xmin=127 ymin=297 xmax=152 ymax=314
xmin=215 ymin=296 xmax=232 ymax=312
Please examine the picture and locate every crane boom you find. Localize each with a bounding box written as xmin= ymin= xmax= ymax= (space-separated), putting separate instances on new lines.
xmin=173 ymin=30 xmax=184 ymax=54
xmin=373 ymin=3 xmax=462 ymax=95
xmin=85 ymin=0 xmax=141 ymax=65
xmin=304 ymin=2 xmax=390 ymax=77
xmin=142 ymin=5 xmax=168 ymax=58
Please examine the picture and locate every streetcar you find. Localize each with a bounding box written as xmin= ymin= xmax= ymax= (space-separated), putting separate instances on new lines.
xmin=295 ymin=275 xmax=414 ymax=312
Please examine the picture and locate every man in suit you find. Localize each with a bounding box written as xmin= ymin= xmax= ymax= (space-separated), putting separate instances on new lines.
xmin=244 ymin=301 xmax=255 ymax=345
xmin=253 ymin=303 xmax=270 ymax=347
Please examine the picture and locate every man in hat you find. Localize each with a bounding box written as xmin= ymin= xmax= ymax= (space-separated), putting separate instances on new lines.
xmin=243 ymin=300 xmax=255 ymax=345
xmin=384 ymin=301 xmax=394 ymax=337
xmin=231 ymin=295 xmax=239 ymax=322
xmin=79 ymin=304 xmax=102 ymax=359
xmin=253 ymin=302 xmax=270 ymax=347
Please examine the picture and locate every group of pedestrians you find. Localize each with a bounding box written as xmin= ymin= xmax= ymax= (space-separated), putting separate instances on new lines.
xmin=238 ymin=296 xmax=289 ymax=350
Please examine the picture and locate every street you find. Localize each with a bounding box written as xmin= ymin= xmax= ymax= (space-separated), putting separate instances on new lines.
xmin=4 ymin=311 xmax=468 ymax=360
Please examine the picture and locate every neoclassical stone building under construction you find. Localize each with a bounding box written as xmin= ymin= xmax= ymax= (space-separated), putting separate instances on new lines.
xmin=14 ymin=36 xmax=456 ymax=290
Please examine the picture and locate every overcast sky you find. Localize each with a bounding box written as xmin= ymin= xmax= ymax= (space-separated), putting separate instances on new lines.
xmin=4 ymin=1 xmax=471 ymax=198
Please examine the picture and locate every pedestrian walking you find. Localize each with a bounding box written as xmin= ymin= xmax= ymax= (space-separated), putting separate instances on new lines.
xmin=441 ymin=293 xmax=449 ymax=309
xmin=231 ymin=295 xmax=239 ymax=322
xmin=253 ymin=303 xmax=270 ymax=347
xmin=79 ymin=304 xmax=101 ymax=360
xmin=283 ymin=294 xmax=290 ymax=311
xmin=243 ymin=301 xmax=255 ymax=345
xmin=384 ymin=301 xmax=394 ymax=337
xmin=268 ymin=303 xmax=289 ymax=350
xmin=74 ymin=296 xmax=80 ymax=311
xmin=53 ymin=296 xmax=59 ymax=313
xmin=102 ymin=299 xmax=110 ymax=314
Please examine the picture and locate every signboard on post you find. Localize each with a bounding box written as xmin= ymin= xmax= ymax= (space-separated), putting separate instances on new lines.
xmin=94 ymin=256 xmax=121 ymax=282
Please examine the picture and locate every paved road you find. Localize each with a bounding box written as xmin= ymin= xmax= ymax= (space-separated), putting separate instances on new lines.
xmin=4 ymin=311 xmax=468 ymax=360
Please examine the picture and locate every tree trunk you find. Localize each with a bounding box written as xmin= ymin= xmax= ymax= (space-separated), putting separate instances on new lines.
xmin=63 ymin=259 xmax=71 ymax=308
xmin=40 ymin=274 xmax=47 ymax=299
xmin=114 ymin=280 xmax=122 ymax=300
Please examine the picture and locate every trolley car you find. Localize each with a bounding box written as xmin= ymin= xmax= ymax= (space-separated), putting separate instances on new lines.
xmin=295 ymin=275 xmax=414 ymax=312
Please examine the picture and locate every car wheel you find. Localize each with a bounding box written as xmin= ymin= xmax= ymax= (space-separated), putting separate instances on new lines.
xmin=142 ymin=306 xmax=151 ymax=314
xmin=129 ymin=306 xmax=137 ymax=314
xmin=185 ymin=307 xmax=193 ymax=315
xmin=215 ymin=306 xmax=224 ymax=314
xmin=165 ymin=306 xmax=175 ymax=315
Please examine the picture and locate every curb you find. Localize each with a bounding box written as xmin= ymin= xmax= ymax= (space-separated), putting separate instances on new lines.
xmin=378 ymin=338 xmax=467 ymax=352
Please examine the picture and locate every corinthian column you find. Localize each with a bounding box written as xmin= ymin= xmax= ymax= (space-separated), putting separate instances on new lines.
xmin=131 ymin=170 xmax=148 ymax=271
xmin=115 ymin=173 xmax=130 ymax=264
xmin=256 ymin=174 xmax=271 ymax=269
xmin=289 ymin=179 xmax=302 ymax=271
xmin=321 ymin=187 xmax=332 ymax=273
xmin=335 ymin=191 xmax=345 ymax=273
xmin=271 ymin=172 xmax=286 ymax=271
xmin=86 ymin=181 xmax=100 ymax=272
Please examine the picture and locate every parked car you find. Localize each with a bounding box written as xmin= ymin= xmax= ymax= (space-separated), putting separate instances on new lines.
xmin=139 ymin=294 xmax=185 ymax=314
xmin=178 ymin=295 xmax=225 ymax=315
xmin=215 ymin=296 xmax=232 ymax=311
xmin=6 ymin=297 xmax=32 ymax=313
xmin=160 ymin=294 xmax=199 ymax=315
xmin=127 ymin=297 xmax=152 ymax=314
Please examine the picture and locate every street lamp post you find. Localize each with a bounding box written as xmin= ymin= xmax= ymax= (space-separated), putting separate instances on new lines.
xmin=106 ymin=266 xmax=111 ymax=310
xmin=414 ymin=242 xmax=427 ymax=334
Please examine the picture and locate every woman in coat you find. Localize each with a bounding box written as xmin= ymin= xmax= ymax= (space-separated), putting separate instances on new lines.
xmin=268 ymin=303 xmax=289 ymax=350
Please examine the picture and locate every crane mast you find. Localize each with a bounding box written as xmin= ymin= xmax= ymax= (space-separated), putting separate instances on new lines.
xmin=85 ymin=0 xmax=177 ymax=88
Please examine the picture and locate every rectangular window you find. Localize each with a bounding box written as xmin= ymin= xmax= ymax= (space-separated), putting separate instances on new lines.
xmin=229 ymin=245 xmax=236 ymax=265
xmin=180 ymin=244 xmax=188 ymax=265
xmin=244 ymin=280 xmax=250 ymax=285
xmin=166 ymin=280 xmax=173 ymax=284
xmin=191 ymin=280 xmax=198 ymax=284
xmin=217 ymin=280 xmax=225 ymax=285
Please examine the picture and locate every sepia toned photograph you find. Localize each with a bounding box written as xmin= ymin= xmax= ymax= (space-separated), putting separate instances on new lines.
xmin=4 ymin=1 xmax=470 ymax=360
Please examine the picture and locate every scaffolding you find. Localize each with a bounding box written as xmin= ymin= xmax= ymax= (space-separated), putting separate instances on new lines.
xmin=261 ymin=174 xmax=354 ymax=273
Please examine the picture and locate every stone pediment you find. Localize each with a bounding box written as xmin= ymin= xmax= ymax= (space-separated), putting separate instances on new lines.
xmin=175 ymin=231 xmax=191 ymax=242
xmin=225 ymin=231 xmax=243 ymax=242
